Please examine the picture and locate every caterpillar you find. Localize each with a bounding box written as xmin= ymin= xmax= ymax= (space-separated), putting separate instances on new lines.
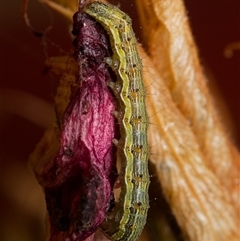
xmin=84 ymin=2 xmax=150 ymax=241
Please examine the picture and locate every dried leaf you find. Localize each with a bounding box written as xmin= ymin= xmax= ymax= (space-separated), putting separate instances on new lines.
xmin=135 ymin=0 xmax=239 ymax=200
xmin=139 ymin=46 xmax=239 ymax=241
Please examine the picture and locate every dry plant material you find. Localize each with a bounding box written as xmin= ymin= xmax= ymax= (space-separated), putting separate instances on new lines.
xmin=139 ymin=46 xmax=239 ymax=241
xmin=135 ymin=0 xmax=239 ymax=204
xmin=27 ymin=0 xmax=240 ymax=241
xmin=30 ymin=3 xmax=118 ymax=240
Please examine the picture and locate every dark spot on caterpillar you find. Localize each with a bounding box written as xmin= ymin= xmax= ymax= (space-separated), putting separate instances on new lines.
xmin=129 ymin=206 xmax=136 ymax=213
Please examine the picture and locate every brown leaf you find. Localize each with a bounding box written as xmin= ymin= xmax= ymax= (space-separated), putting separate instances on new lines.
xmin=135 ymin=0 xmax=239 ymax=198
xmin=139 ymin=45 xmax=239 ymax=241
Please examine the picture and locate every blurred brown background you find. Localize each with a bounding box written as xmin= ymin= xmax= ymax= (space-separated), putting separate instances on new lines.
xmin=1 ymin=1 xmax=239 ymax=241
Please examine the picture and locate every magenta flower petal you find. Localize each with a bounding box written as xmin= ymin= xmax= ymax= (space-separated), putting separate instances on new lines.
xmin=43 ymin=12 xmax=118 ymax=241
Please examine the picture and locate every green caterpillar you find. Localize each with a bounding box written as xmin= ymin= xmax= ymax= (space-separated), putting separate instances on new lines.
xmin=84 ymin=2 xmax=150 ymax=241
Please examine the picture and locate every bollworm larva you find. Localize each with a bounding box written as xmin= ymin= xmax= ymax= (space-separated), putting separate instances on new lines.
xmin=84 ymin=2 xmax=150 ymax=241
